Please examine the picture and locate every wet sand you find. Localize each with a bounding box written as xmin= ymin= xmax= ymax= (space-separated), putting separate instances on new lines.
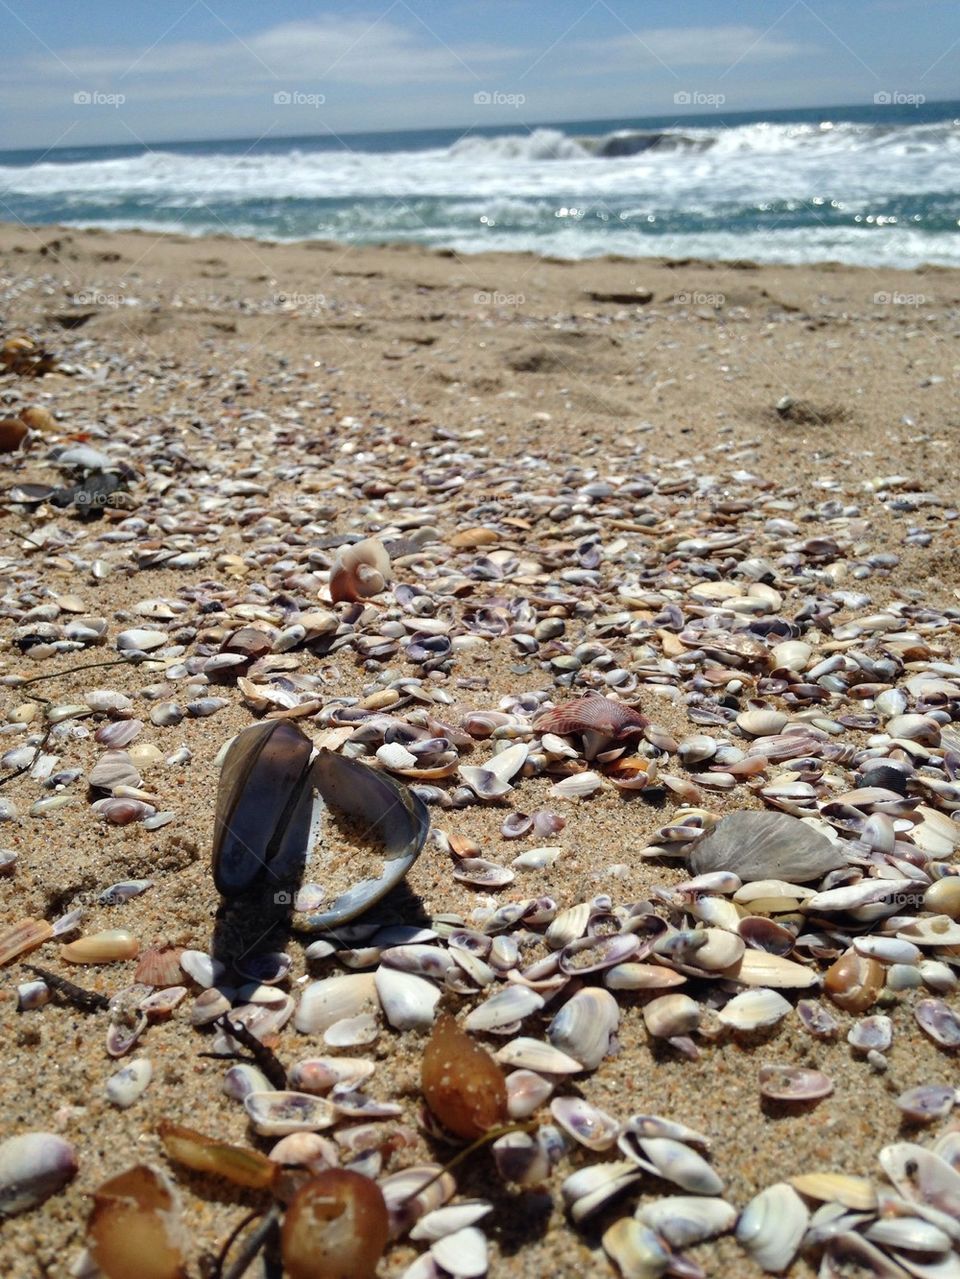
xmin=0 ymin=223 xmax=959 ymax=1278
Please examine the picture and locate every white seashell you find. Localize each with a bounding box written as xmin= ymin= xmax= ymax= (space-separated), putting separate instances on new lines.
xmin=179 ymin=949 xmax=226 ymax=989
xmin=288 ymin=1058 xmax=376 ymax=1094
xmin=464 ymin=986 xmax=544 ymax=1032
xmin=105 ymin=1058 xmax=153 ymax=1109
xmin=736 ymin=1182 xmax=809 ymax=1273
xmin=374 ymin=967 xmax=440 ymax=1031
xmin=116 ymin=628 xmax=168 ymax=651
xmin=268 ymin=1132 xmax=337 ymax=1169
xmin=642 ymin=993 xmax=700 ymax=1039
xmin=562 ymin=1160 xmax=642 ymax=1224
xmin=485 ymin=742 xmax=529 ymax=784
xmin=319 ymin=1022 xmax=369 ymax=1060
xmin=898 ymin=915 xmax=960 ymax=947
xmin=377 ymin=742 xmax=418 ymax=770
xmin=636 ymin=1196 xmax=737 ymax=1248
xmin=381 ymin=1165 xmax=456 ymax=1239
xmin=854 ymin=936 xmax=921 ymax=965
xmin=294 ymin=974 xmax=378 ymax=1034
xmin=731 ymin=949 xmax=818 ymax=988
xmin=550 ymin=1097 xmax=620 ymax=1151
xmin=621 ymin=1115 xmax=710 ymax=1149
xmin=770 ymin=640 xmax=812 ymax=671
xmin=717 ymin=988 xmax=791 ymax=1031
xmin=545 ymin=901 xmax=591 ymax=949
xmin=604 ymin=963 xmax=687 ymax=991
xmin=631 ymin=1136 xmax=723 ymax=1195
xmin=881 ymin=1143 xmax=960 ymax=1219
xmin=547 ymin=988 xmax=619 ymax=1070
xmin=243 ymin=1090 xmax=336 ymax=1135
xmin=496 ymin=1038 xmax=582 ymax=1074
xmin=380 ymin=944 xmax=453 ymax=980
xmin=787 ymin=1172 xmax=876 ymax=1210
xmin=512 ymin=846 xmax=562 ymax=869
xmin=807 ymin=878 xmax=919 ymax=916
xmin=0 ymin=1132 xmax=78 ymax=1215
xmin=551 ymin=771 xmax=604 ymax=799
xmin=410 ymin=1201 xmax=492 ymax=1242
xmin=602 ymin=1218 xmax=671 ymax=1279
xmin=430 ymin=1225 xmax=488 ymax=1278
xmin=865 ymin=1215 xmax=952 ymax=1254
xmin=506 ymin=1069 xmax=553 ymax=1119
xmin=223 ymin=1064 xmax=274 ymax=1101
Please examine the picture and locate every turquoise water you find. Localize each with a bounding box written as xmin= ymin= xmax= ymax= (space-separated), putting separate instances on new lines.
xmin=1 ymin=101 xmax=958 ymax=265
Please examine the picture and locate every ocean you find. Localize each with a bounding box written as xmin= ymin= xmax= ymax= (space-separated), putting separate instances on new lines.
xmin=1 ymin=101 xmax=958 ymax=267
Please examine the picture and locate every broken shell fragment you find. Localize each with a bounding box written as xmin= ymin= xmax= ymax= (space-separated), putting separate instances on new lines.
xmin=602 ymin=1218 xmax=670 ymax=1279
xmin=328 ymin=537 xmax=392 ymax=603
xmin=0 ymin=1132 xmax=77 ymax=1215
xmin=758 ymin=1064 xmax=834 ymax=1102
xmin=243 ymin=1091 xmax=337 ymax=1136
xmin=281 ymin=1169 xmax=390 ymax=1279
xmin=0 ymin=918 xmax=53 ymax=966
xmin=157 ymin=1121 xmax=276 ymax=1190
xmin=87 ymin=1164 xmax=187 ymax=1279
xmin=824 ymin=949 xmax=885 ymax=1013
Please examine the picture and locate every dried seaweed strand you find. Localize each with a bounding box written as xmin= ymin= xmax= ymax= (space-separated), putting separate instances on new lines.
xmin=398 ymin=1120 xmax=539 ymax=1206
xmin=0 ymin=720 xmax=54 ymax=790
xmin=214 ymin=1014 xmax=288 ymax=1089
xmin=24 ymin=963 xmax=111 ymax=1012
xmin=213 ymin=1205 xmax=281 ymax=1279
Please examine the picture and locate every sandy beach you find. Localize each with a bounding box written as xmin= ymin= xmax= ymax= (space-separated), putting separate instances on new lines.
xmin=1 ymin=222 xmax=960 ymax=1279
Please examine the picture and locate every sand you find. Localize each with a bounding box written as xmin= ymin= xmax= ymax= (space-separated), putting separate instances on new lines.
xmin=0 ymin=222 xmax=959 ymax=1278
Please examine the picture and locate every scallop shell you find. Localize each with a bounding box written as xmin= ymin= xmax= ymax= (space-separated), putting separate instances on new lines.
xmin=547 ymin=988 xmax=619 ymax=1071
xmin=690 ymin=810 xmax=845 ymax=883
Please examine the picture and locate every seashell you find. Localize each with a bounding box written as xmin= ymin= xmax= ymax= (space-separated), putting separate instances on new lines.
xmin=915 ymin=998 xmax=960 ymax=1049
xmin=374 ymin=967 xmax=440 ymax=1031
xmin=269 ymin=1132 xmax=336 ymax=1169
xmin=847 ymin=1014 xmax=892 ymax=1053
xmin=91 ymin=798 xmax=155 ymax=825
xmin=630 ymin=1136 xmax=723 ymax=1195
xmin=550 ymin=1097 xmax=620 ymax=1151
xmin=643 ymin=993 xmax=700 ymax=1039
xmin=879 ymin=1142 xmax=960 ymax=1217
xmin=430 ymin=1226 xmax=488 ymax=1278
xmin=17 ymin=980 xmax=49 ymax=1011
xmin=789 ymin=1171 xmax=876 ymax=1210
xmin=410 ymin=1200 xmax=492 ymax=1243
xmin=924 ymin=878 xmax=960 ymax=920
xmin=139 ymin=986 xmax=186 ymax=1019
xmin=562 ymin=1161 xmax=643 ymax=1224
xmin=288 ymin=1057 xmax=376 ymax=1094
xmin=853 ymin=936 xmax=921 ymax=965
xmin=96 ymin=719 xmax=143 ymax=749
xmin=223 ymin=1064 xmax=274 ymax=1102
xmin=602 ymin=1218 xmax=671 ymax=1279
xmin=897 ymin=1084 xmax=956 ymax=1123
xmin=736 ymin=1182 xmax=809 ymax=1273
xmin=324 ymin=1013 xmax=379 ymax=1047
xmin=116 ymin=628 xmax=169 ymax=652
xmin=559 ymin=933 xmax=639 ymax=975
xmin=282 ymin=1169 xmax=389 ymax=1279
xmin=87 ymin=1164 xmax=187 ymax=1278
xmin=492 ymin=1128 xmax=553 ymax=1188
xmin=0 ymin=918 xmax=53 ymax=966
xmin=89 ymin=750 xmax=142 ymax=794
xmin=864 ymin=1215 xmax=953 ymax=1254
xmin=546 ymin=901 xmax=591 ymax=950
xmin=295 ymin=974 xmax=379 ymax=1034
xmin=381 ymin=1165 xmax=456 ymax=1239
xmin=551 ymin=771 xmax=605 ymax=799
xmin=731 ymin=949 xmax=818 ymax=988
xmin=636 ymin=1196 xmax=737 ymax=1248
xmin=621 ymin=1115 xmax=710 ymax=1148
xmin=604 ymin=963 xmax=687 ymax=991
xmin=179 ymin=950 xmax=225 ymax=988
xmin=718 ymin=988 xmax=791 ymax=1031
xmin=60 ymin=929 xmax=138 ymax=964
xmin=452 ymin=857 xmax=515 ymax=887
xmin=690 ymin=810 xmax=845 ymax=883
xmin=106 ymin=1058 xmax=153 ymax=1109
xmin=496 ymin=1037 xmax=583 ymax=1074
xmin=807 ymin=878 xmax=920 ymax=917
xmin=0 ymin=1132 xmax=77 ymax=1215
xmin=464 ymin=986 xmax=544 ymax=1032
xmin=506 ymin=1069 xmax=553 ymax=1120
xmin=244 ymin=1090 xmax=337 ymax=1136
xmin=898 ymin=915 xmax=960 ymax=947
xmin=100 ymin=880 xmax=154 ymax=907
xmin=134 ymin=946 xmax=182 ymax=988
xmin=547 ymin=988 xmax=619 ymax=1071
xmin=329 ymin=537 xmax=392 ymax=603
xmin=737 ymin=708 xmax=789 ymax=737
xmin=758 ymin=1064 xmax=834 ymax=1102
xmin=824 ymin=949 xmax=884 ymax=1012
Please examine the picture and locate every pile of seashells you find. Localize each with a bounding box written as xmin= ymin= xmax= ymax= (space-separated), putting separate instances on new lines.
xmin=2 ymin=313 xmax=960 ymax=1277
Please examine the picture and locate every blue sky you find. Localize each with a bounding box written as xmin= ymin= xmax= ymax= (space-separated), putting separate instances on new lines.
xmin=1 ymin=0 xmax=957 ymax=148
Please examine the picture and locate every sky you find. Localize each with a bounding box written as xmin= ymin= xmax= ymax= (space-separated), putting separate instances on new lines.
xmin=0 ymin=0 xmax=957 ymax=150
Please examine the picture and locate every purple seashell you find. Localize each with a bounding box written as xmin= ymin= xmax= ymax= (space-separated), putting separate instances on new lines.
xmin=532 ymin=810 xmax=566 ymax=837
xmin=95 ymin=718 xmax=143 ymax=748
xmin=501 ymin=812 xmax=534 ymax=840
xmin=915 ymin=998 xmax=960 ymax=1049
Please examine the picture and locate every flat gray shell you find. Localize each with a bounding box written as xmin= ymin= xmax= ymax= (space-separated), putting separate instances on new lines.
xmin=690 ymin=811 xmax=846 ymax=884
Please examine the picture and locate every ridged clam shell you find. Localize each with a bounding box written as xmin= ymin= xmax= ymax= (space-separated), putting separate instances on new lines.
xmin=736 ymin=1182 xmax=809 ymax=1272
xmin=0 ymin=1132 xmax=77 ymax=1215
xmin=636 ymin=1195 xmax=737 ymax=1248
xmin=547 ymin=988 xmax=618 ymax=1070
xmin=243 ymin=1090 xmax=336 ymax=1135
xmin=690 ymin=810 xmax=845 ymax=883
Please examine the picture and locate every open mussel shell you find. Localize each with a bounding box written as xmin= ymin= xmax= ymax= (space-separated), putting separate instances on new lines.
xmin=212 ymin=723 xmax=429 ymax=926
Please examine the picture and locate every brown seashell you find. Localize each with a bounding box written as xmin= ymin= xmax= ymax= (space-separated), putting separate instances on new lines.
xmin=0 ymin=917 xmax=54 ymax=966
xmin=0 ymin=418 xmax=28 ymax=454
xmin=157 ymin=1121 xmax=276 ymax=1190
xmin=534 ymin=693 xmax=647 ymax=759
xmin=823 ymin=948 xmax=884 ymax=1013
xmin=135 ymin=947 xmax=184 ymax=988
xmin=329 ymin=538 xmax=392 ymax=603
xmin=19 ymin=406 xmax=56 ymax=433
xmin=87 ymin=1164 xmax=187 ymax=1279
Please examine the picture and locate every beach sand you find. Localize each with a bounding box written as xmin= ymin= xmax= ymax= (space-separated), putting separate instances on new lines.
xmin=1 ymin=222 xmax=959 ymax=1278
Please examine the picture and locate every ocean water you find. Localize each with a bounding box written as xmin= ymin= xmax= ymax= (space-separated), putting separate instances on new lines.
xmin=1 ymin=102 xmax=958 ymax=267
